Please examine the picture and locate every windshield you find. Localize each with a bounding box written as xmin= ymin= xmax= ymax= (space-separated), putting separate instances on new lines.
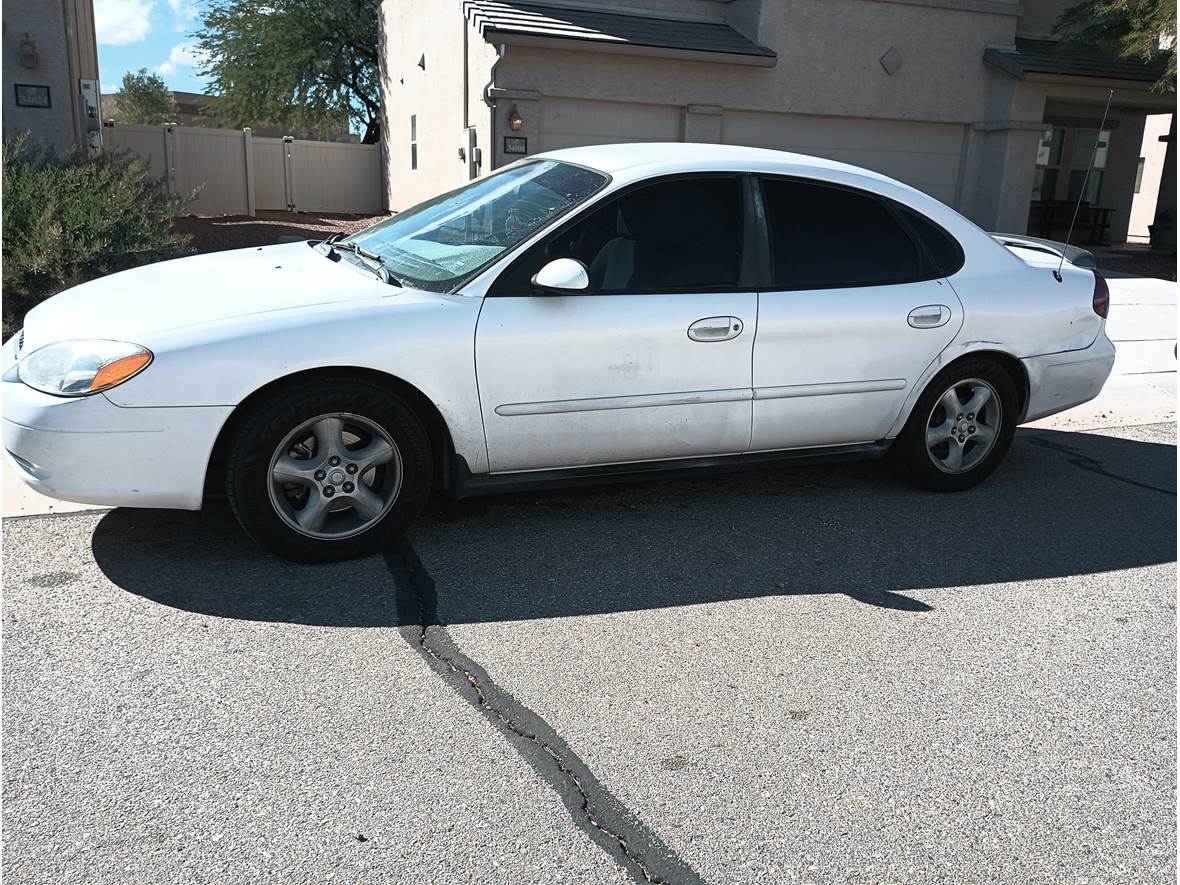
xmin=341 ymin=160 xmax=608 ymax=292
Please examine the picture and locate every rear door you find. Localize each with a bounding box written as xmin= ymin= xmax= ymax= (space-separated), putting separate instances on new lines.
xmin=476 ymin=175 xmax=756 ymax=473
xmin=750 ymin=177 xmax=964 ymax=451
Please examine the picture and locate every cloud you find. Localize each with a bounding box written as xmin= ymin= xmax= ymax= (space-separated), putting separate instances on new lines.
xmin=95 ymin=0 xmax=155 ymax=45
xmin=168 ymin=41 xmax=203 ymax=66
xmin=168 ymin=0 xmax=199 ymax=16
xmin=154 ymin=41 xmax=205 ymax=77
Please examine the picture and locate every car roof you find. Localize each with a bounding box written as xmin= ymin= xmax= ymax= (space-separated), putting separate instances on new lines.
xmin=532 ymin=142 xmax=895 ymax=185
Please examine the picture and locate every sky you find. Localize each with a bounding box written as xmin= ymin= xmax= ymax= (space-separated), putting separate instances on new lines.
xmin=94 ymin=0 xmax=210 ymax=96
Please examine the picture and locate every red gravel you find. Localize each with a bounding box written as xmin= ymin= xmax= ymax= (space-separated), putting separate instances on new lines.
xmin=171 ymin=210 xmax=388 ymax=254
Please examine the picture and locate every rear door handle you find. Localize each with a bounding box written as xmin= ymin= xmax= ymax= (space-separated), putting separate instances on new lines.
xmin=688 ymin=316 xmax=743 ymax=342
xmin=907 ymin=305 xmax=951 ymax=329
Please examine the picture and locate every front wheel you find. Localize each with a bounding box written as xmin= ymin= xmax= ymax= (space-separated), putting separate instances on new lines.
xmin=892 ymin=359 xmax=1017 ymax=492
xmin=224 ymin=377 xmax=432 ymax=562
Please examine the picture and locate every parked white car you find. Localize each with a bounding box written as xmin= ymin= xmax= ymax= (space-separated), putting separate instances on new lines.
xmin=4 ymin=144 xmax=1114 ymax=561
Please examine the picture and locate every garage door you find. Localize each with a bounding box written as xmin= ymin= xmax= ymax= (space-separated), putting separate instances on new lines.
xmin=723 ymin=111 xmax=965 ymax=206
xmin=539 ymin=97 xmax=683 ymax=152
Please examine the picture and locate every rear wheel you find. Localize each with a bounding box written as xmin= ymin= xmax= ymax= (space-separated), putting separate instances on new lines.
xmin=225 ymin=377 xmax=432 ymax=562
xmin=893 ymin=359 xmax=1017 ymax=492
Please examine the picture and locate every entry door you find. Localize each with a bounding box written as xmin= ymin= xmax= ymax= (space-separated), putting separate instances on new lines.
xmin=476 ymin=175 xmax=755 ymax=473
xmin=751 ymin=177 xmax=964 ymax=451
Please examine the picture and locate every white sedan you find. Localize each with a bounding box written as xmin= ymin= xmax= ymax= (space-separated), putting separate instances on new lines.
xmin=3 ymin=144 xmax=1114 ymax=562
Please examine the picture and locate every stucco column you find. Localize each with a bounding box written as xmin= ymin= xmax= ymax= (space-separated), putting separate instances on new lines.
xmin=966 ymin=122 xmax=1044 ymax=232
xmin=684 ymin=105 xmax=724 ymax=143
xmin=1150 ymin=115 xmax=1176 ymax=252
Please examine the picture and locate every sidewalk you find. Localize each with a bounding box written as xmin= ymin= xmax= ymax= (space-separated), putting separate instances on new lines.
xmin=3 ymin=276 xmax=1174 ymax=518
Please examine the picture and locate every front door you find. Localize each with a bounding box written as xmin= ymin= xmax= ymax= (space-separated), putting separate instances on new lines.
xmin=475 ymin=175 xmax=756 ymax=473
xmin=750 ymin=177 xmax=964 ymax=451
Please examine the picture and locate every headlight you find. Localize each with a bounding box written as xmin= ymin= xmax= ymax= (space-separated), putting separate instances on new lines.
xmin=18 ymin=340 xmax=153 ymax=397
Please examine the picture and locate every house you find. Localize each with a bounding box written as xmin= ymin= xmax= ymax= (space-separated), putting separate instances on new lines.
xmin=378 ymin=0 xmax=1176 ymax=248
xmin=2 ymin=0 xmax=102 ymax=153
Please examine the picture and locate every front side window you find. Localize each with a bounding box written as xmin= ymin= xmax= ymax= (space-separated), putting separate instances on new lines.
xmin=760 ymin=178 xmax=921 ymax=290
xmin=343 ymin=160 xmax=607 ymax=292
xmin=493 ymin=176 xmax=744 ymax=295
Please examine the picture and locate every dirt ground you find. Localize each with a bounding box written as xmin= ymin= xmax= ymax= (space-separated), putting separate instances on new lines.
xmin=172 ymin=210 xmax=388 ymax=254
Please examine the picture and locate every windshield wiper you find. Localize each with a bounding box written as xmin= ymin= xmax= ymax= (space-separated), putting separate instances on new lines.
xmin=327 ymin=240 xmax=402 ymax=287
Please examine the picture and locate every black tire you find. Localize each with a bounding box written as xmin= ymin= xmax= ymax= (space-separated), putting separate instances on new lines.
xmin=224 ymin=376 xmax=432 ymax=562
xmin=892 ymin=358 xmax=1017 ymax=492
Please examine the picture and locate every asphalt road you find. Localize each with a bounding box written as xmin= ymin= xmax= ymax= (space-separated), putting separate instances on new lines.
xmin=3 ymin=422 xmax=1176 ymax=884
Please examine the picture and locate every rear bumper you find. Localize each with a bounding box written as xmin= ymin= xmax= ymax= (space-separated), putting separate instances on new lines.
xmin=1021 ymin=328 xmax=1116 ymax=423
xmin=3 ymin=363 xmax=231 ymax=510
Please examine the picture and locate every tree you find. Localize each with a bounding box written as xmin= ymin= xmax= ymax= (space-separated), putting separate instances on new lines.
xmin=196 ymin=0 xmax=379 ymax=143
xmin=114 ymin=68 xmax=178 ymax=125
xmin=1056 ymin=0 xmax=1176 ymax=92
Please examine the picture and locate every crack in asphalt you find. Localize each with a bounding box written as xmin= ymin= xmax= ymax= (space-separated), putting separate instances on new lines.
xmin=383 ymin=539 xmax=705 ymax=885
xmin=1025 ymin=436 xmax=1176 ymax=496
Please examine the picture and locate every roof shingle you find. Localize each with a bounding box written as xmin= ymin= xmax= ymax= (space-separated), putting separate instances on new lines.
xmin=984 ymin=36 xmax=1170 ymax=84
xmin=462 ymin=1 xmax=775 ymax=61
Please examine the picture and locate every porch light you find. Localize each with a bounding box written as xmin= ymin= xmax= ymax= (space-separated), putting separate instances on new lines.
xmin=508 ymin=106 xmax=524 ymax=131
xmin=18 ymin=35 xmax=38 ymax=69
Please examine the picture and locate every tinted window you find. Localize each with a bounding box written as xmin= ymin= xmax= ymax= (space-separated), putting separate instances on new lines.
xmin=761 ymin=179 xmax=920 ymax=289
xmin=494 ymin=177 xmax=743 ymax=294
xmin=895 ymin=204 xmax=963 ymax=276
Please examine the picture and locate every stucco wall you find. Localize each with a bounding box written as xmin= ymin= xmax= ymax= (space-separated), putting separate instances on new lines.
xmin=2 ymin=0 xmax=97 ymax=153
xmin=495 ymin=0 xmax=1019 ymax=126
xmin=1128 ymin=113 xmax=1174 ymax=241
xmin=1017 ymin=0 xmax=1078 ymax=37
xmin=379 ymin=0 xmax=496 ymax=211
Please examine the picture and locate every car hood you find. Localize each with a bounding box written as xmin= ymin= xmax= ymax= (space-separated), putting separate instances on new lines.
xmin=19 ymin=242 xmax=390 ymax=352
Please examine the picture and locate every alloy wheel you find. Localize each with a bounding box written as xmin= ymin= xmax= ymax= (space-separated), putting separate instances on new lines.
xmin=924 ymin=378 xmax=1001 ymax=475
xmin=266 ymin=412 xmax=403 ymax=539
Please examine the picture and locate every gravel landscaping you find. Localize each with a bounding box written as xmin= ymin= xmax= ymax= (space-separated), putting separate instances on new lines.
xmin=172 ymin=210 xmax=388 ymax=254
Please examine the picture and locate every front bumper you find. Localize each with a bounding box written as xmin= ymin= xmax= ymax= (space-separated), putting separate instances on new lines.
xmin=1021 ymin=327 xmax=1116 ymax=423
xmin=3 ymin=338 xmax=232 ymax=510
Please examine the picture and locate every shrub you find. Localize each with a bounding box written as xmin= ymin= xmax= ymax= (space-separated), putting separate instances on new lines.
xmin=2 ymin=134 xmax=193 ymax=337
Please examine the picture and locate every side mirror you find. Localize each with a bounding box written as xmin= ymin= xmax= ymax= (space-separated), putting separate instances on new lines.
xmin=531 ymin=258 xmax=589 ymax=293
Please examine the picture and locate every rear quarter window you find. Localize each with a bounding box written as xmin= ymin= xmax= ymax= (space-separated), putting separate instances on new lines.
xmin=894 ymin=204 xmax=965 ymax=277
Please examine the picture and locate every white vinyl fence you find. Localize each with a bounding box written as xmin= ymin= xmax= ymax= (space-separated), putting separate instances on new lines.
xmin=106 ymin=123 xmax=385 ymax=216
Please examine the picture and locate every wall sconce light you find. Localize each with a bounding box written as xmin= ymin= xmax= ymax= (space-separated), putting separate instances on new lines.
xmin=18 ymin=34 xmax=39 ymax=69
xmin=508 ymin=106 xmax=524 ymax=131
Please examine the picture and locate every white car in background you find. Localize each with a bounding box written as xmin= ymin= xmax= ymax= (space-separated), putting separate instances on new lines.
xmin=3 ymin=143 xmax=1114 ymax=562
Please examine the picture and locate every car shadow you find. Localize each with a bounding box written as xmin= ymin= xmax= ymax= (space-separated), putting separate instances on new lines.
xmin=90 ymin=427 xmax=1176 ymax=627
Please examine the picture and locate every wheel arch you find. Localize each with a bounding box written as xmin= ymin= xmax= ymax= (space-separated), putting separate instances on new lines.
xmin=203 ymin=366 xmax=458 ymax=503
xmin=892 ymin=348 xmax=1031 ymax=439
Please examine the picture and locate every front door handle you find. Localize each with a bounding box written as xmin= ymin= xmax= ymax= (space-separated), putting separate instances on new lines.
xmin=908 ymin=305 xmax=951 ymax=329
xmin=688 ymin=316 xmax=743 ymax=342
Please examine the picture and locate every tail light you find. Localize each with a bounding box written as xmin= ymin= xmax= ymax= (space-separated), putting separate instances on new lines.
xmin=1092 ymin=271 xmax=1110 ymax=318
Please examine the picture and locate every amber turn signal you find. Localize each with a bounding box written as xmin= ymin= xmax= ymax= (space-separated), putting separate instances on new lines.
xmin=90 ymin=351 xmax=153 ymax=391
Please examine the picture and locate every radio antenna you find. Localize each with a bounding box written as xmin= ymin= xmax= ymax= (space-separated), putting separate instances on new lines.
xmin=1055 ymin=88 xmax=1114 ymax=282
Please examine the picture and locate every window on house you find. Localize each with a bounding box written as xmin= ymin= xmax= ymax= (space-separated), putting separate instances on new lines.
xmin=760 ymin=179 xmax=921 ymax=289
xmin=1134 ymin=157 xmax=1147 ymax=194
xmin=1033 ymin=127 xmax=1064 ymax=202
xmin=410 ymin=114 xmax=417 ymax=170
xmin=1066 ymin=128 xmax=1110 ymax=204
